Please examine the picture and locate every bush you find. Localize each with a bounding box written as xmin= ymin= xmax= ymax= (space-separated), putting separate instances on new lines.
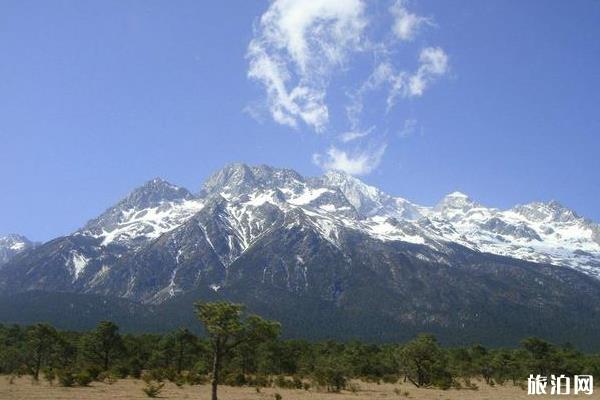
xmin=111 ymin=365 xmax=130 ymax=379
xmin=74 ymin=371 xmax=93 ymax=387
xmin=193 ymin=360 xmax=208 ymax=375
xmin=224 ymin=372 xmax=247 ymax=386
xmin=42 ymin=368 xmax=55 ymax=385
xmin=142 ymin=381 xmax=165 ymax=398
xmin=347 ymin=381 xmax=361 ymax=393
xmin=463 ymin=378 xmax=478 ymax=390
xmin=142 ymin=369 xmax=165 ymax=383
xmin=274 ymin=375 xmax=297 ymax=389
xmin=248 ymin=374 xmax=270 ymax=388
xmin=313 ymin=365 xmax=347 ymax=392
xmin=184 ymin=371 xmax=209 ymax=385
xmin=163 ymin=368 xmax=178 ymax=382
xmin=57 ymin=369 xmax=75 ymax=387
xmin=274 ymin=393 xmax=282 ymax=400
xmin=362 ymin=375 xmax=381 ymax=384
xmin=172 ymin=374 xmax=185 ymax=387
xmin=97 ymin=371 xmax=118 ymax=384
xmin=85 ymin=366 xmax=101 ymax=380
xmin=292 ymin=376 xmax=303 ymax=389
xmin=382 ymin=374 xmax=399 ymax=384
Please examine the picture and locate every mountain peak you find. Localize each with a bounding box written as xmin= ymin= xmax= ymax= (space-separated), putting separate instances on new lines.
xmin=0 ymin=234 xmax=34 ymax=265
xmin=0 ymin=233 xmax=32 ymax=247
xmin=434 ymin=191 xmax=480 ymax=221
xmin=446 ymin=191 xmax=469 ymax=199
xmin=201 ymin=163 xmax=305 ymax=197
xmin=321 ymin=171 xmax=388 ymax=217
xmin=81 ymin=178 xmax=195 ymax=240
xmin=513 ymin=200 xmax=580 ymax=223
xmin=437 ymin=191 xmax=476 ymax=209
xmin=123 ymin=178 xmax=193 ymax=210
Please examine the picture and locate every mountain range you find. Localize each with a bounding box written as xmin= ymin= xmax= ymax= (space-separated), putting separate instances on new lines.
xmin=1 ymin=164 xmax=599 ymax=349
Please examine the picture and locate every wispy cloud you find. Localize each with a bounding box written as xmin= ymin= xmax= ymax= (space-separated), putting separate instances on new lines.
xmin=247 ymin=0 xmax=367 ymax=132
xmin=353 ymin=46 xmax=448 ymax=113
xmin=398 ymin=118 xmax=418 ymax=138
xmin=407 ymin=47 xmax=449 ymax=97
xmin=313 ymin=144 xmax=387 ymax=175
xmin=390 ymin=0 xmax=432 ymax=41
xmin=248 ymin=1 xmax=449 ymax=176
xmin=339 ymin=126 xmax=374 ymax=143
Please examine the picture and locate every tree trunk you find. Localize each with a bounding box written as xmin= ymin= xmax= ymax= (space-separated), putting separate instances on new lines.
xmin=177 ymin=344 xmax=183 ymax=374
xmin=104 ymin=350 xmax=109 ymax=371
xmin=211 ymin=345 xmax=221 ymax=400
xmin=34 ymin=351 xmax=42 ymax=380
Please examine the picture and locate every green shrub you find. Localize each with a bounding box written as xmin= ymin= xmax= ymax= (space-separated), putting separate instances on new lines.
xmin=142 ymin=381 xmax=165 ymax=398
xmin=274 ymin=393 xmax=282 ymax=400
xmin=128 ymin=358 xmax=143 ymax=379
xmin=224 ymin=372 xmax=247 ymax=386
xmin=274 ymin=375 xmax=297 ymax=389
xmin=313 ymin=365 xmax=347 ymax=392
xmin=111 ymin=365 xmax=130 ymax=379
xmin=97 ymin=371 xmax=118 ymax=384
xmin=172 ymin=374 xmax=185 ymax=387
xmin=42 ymin=368 xmax=55 ymax=385
xmin=347 ymin=381 xmax=361 ymax=393
xmin=184 ymin=371 xmax=209 ymax=385
xmin=57 ymin=369 xmax=75 ymax=387
xmin=74 ymin=371 xmax=93 ymax=386
xmin=142 ymin=369 xmax=165 ymax=383
xmin=85 ymin=366 xmax=101 ymax=380
xmin=292 ymin=376 xmax=303 ymax=389
xmin=248 ymin=374 xmax=270 ymax=388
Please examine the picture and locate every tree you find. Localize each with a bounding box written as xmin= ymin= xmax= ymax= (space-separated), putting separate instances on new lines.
xmin=81 ymin=321 xmax=125 ymax=371
xmin=25 ymin=323 xmax=58 ymax=380
xmin=398 ymin=334 xmax=452 ymax=388
xmin=173 ymin=328 xmax=199 ymax=374
xmin=521 ymin=337 xmax=556 ymax=377
xmin=195 ymin=301 xmax=280 ymax=400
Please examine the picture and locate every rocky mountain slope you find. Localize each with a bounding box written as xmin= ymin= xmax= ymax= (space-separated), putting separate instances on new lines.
xmin=0 ymin=234 xmax=34 ymax=266
xmin=1 ymin=164 xmax=599 ymax=346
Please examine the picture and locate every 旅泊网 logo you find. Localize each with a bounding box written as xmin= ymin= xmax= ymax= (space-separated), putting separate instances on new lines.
xmin=527 ymin=374 xmax=593 ymax=396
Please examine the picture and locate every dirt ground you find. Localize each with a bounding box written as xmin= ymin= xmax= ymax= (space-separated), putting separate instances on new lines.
xmin=0 ymin=376 xmax=596 ymax=400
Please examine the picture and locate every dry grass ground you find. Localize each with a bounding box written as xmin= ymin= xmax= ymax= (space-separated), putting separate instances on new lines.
xmin=0 ymin=376 xmax=595 ymax=400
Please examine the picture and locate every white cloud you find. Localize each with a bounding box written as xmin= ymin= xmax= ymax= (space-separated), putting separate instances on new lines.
xmin=339 ymin=126 xmax=374 ymax=142
xmin=313 ymin=144 xmax=387 ymax=175
xmin=247 ymin=1 xmax=449 ymax=176
xmin=408 ymin=47 xmax=448 ymax=96
xmin=365 ymin=46 xmax=449 ymax=109
xmin=398 ymin=118 xmax=418 ymax=137
xmin=390 ymin=0 xmax=431 ymax=41
xmin=247 ymin=0 xmax=367 ymax=132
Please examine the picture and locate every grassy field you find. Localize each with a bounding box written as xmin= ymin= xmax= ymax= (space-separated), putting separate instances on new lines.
xmin=0 ymin=376 xmax=594 ymax=400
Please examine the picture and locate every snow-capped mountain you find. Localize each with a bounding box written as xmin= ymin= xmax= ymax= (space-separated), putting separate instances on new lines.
xmin=0 ymin=234 xmax=34 ymax=266
xmin=2 ymin=163 xmax=600 ymax=346
xmin=81 ymin=178 xmax=203 ymax=248
xmin=3 ymin=163 xmax=599 ymax=290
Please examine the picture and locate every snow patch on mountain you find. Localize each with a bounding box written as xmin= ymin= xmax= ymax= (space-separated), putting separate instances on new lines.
xmin=69 ymin=251 xmax=89 ymax=280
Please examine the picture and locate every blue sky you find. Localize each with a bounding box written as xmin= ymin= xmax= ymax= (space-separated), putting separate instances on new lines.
xmin=1 ymin=0 xmax=599 ymax=241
